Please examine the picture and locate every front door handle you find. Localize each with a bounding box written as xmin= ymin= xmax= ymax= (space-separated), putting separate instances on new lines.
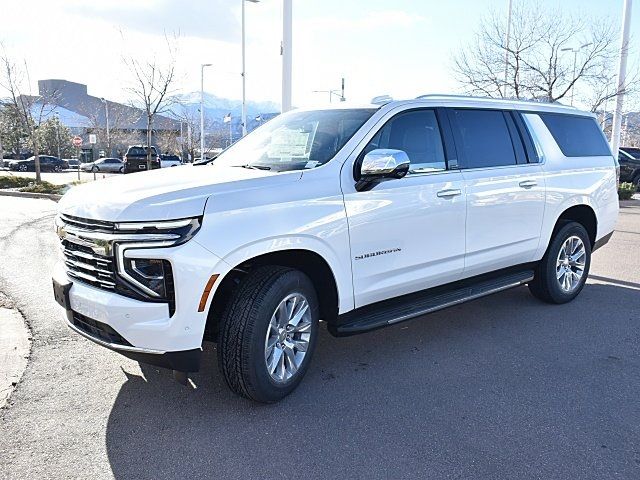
xmin=436 ymin=188 xmax=462 ymax=198
xmin=519 ymin=180 xmax=537 ymax=189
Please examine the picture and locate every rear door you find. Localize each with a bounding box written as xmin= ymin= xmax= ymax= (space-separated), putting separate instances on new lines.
xmin=447 ymin=108 xmax=546 ymax=277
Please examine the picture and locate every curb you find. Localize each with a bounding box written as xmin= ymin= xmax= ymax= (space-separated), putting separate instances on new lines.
xmin=0 ymin=190 xmax=61 ymax=202
xmin=0 ymin=306 xmax=31 ymax=409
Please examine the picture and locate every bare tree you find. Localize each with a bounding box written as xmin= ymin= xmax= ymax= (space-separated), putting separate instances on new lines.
xmin=124 ymin=35 xmax=178 ymax=169
xmin=0 ymin=49 xmax=56 ymax=182
xmin=453 ymin=2 xmax=635 ymax=110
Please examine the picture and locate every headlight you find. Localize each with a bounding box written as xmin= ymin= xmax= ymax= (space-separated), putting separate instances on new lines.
xmin=122 ymin=257 xmax=170 ymax=298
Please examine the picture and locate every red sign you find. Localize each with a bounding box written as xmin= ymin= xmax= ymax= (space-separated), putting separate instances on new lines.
xmin=72 ymin=136 xmax=82 ymax=147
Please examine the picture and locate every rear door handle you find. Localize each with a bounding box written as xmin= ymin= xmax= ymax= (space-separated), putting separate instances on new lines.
xmin=519 ymin=180 xmax=537 ymax=189
xmin=436 ymin=189 xmax=462 ymax=198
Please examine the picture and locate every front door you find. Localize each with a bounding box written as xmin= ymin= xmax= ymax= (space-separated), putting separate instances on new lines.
xmin=342 ymin=108 xmax=467 ymax=308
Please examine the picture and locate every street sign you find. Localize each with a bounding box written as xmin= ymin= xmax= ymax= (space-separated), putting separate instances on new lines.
xmin=72 ymin=136 xmax=82 ymax=147
xmin=89 ymin=134 xmax=97 ymax=144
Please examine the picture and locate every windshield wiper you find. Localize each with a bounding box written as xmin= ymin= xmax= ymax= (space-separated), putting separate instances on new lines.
xmin=239 ymin=164 xmax=272 ymax=171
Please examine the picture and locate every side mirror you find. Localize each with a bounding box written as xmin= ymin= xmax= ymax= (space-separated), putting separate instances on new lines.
xmin=356 ymin=149 xmax=410 ymax=191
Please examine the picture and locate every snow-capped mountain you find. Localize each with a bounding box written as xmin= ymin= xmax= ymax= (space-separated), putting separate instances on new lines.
xmin=171 ymin=92 xmax=279 ymax=123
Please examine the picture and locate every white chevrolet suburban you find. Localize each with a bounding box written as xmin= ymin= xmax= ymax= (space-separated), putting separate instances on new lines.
xmin=52 ymin=95 xmax=619 ymax=403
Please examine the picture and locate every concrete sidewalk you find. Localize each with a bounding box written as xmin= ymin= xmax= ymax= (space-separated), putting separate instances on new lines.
xmin=0 ymin=301 xmax=30 ymax=409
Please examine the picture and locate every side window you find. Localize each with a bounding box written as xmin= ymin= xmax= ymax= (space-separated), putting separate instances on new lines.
xmin=538 ymin=113 xmax=610 ymax=157
xmin=363 ymin=110 xmax=446 ymax=174
xmin=451 ymin=109 xmax=518 ymax=169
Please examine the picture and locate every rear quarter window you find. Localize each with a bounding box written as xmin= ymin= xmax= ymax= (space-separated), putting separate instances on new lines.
xmin=539 ymin=113 xmax=610 ymax=157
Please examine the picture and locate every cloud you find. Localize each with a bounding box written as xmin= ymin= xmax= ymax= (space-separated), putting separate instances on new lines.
xmin=300 ymin=10 xmax=428 ymax=32
xmin=66 ymin=0 xmax=239 ymax=42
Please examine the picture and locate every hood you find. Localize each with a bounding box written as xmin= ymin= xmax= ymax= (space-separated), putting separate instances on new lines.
xmin=58 ymin=164 xmax=302 ymax=221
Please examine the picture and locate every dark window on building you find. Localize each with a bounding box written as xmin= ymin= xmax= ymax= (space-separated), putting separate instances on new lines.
xmin=539 ymin=113 xmax=610 ymax=157
xmin=451 ymin=109 xmax=518 ymax=169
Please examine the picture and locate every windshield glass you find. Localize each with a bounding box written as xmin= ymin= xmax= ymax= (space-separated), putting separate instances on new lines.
xmin=214 ymin=108 xmax=376 ymax=172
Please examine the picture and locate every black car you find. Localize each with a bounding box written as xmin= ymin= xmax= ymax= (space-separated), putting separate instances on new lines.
xmin=8 ymin=156 xmax=69 ymax=172
xmin=618 ymin=147 xmax=640 ymax=189
xmin=123 ymin=145 xmax=160 ymax=174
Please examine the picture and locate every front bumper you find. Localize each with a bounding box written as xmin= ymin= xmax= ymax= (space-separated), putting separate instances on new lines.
xmin=52 ymin=236 xmax=228 ymax=366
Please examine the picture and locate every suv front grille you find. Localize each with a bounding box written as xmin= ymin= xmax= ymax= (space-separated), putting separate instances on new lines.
xmin=59 ymin=213 xmax=115 ymax=233
xmin=62 ymin=240 xmax=117 ymax=290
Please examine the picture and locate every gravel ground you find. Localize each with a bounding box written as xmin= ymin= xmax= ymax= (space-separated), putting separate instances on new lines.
xmin=0 ymin=196 xmax=639 ymax=480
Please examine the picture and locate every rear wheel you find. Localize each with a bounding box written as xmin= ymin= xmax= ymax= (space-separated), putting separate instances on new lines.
xmin=91 ymin=165 xmax=99 ymax=173
xmin=18 ymin=164 xmax=27 ymax=172
xmin=529 ymin=222 xmax=591 ymax=304
xmin=218 ymin=266 xmax=319 ymax=403
xmin=54 ymin=165 xmax=62 ymax=172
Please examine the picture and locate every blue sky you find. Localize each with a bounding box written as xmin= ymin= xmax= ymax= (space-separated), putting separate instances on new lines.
xmin=1 ymin=0 xmax=637 ymax=109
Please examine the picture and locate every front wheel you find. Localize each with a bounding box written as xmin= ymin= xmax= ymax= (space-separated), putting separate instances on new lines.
xmin=529 ymin=222 xmax=591 ymax=304
xmin=218 ymin=266 xmax=319 ymax=403
xmin=91 ymin=166 xmax=99 ymax=173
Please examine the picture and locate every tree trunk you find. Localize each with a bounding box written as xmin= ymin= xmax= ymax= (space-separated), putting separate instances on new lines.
xmin=146 ymin=115 xmax=152 ymax=170
xmin=33 ymin=144 xmax=41 ymax=183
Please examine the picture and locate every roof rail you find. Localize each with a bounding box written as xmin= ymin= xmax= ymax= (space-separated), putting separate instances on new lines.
xmin=415 ymin=93 xmax=575 ymax=108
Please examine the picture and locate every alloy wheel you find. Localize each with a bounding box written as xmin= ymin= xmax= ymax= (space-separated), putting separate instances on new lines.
xmin=556 ymin=235 xmax=586 ymax=292
xmin=264 ymin=293 xmax=312 ymax=383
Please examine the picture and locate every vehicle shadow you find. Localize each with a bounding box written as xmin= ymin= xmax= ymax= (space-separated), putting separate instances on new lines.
xmin=105 ymin=282 xmax=640 ymax=480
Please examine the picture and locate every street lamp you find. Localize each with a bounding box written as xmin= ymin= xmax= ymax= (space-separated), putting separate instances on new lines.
xmin=282 ymin=0 xmax=293 ymax=112
xmin=100 ymin=98 xmax=110 ymax=156
xmin=200 ymin=63 xmax=212 ymax=160
xmin=242 ymin=0 xmax=259 ymax=137
xmin=561 ymin=43 xmax=593 ymax=106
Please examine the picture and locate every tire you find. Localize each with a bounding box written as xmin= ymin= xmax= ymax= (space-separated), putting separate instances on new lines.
xmin=528 ymin=222 xmax=591 ymax=304
xmin=18 ymin=164 xmax=27 ymax=172
xmin=119 ymin=166 xmax=124 ymax=173
xmin=218 ymin=266 xmax=319 ymax=403
xmin=54 ymin=165 xmax=61 ymax=172
xmin=91 ymin=166 xmax=99 ymax=173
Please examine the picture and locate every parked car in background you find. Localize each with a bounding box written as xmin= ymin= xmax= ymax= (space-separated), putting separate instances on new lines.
xmin=8 ymin=156 xmax=68 ymax=172
xmin=81 ymin=158 xmax=124 ymax=173
xmin=123 ymin=145 xmax=160 ymax=174
xmin=160 ymin=154 xmax=182 ymax=168
xmin=53 ymin=96 xmax=618 ymax=403
xmin=65 ymin=158 xmax=80 ymax=168
xmin=618 ymin=147 xmax=640 ymax=189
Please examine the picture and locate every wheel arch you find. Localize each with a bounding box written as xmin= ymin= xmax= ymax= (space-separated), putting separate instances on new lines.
xmin=204 ymin=248 xmax=343 ymax=343
xmin=553 ymin=204 xmax=597 ymax=248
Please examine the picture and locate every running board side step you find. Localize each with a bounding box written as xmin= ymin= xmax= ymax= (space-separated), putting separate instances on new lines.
xmin=329 ymin=269 xmax=534 ymax=337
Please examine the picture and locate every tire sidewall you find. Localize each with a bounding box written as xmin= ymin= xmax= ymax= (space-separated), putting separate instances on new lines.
xmin=543 ymin=223 xmax=591 ymax=303
xmin=246 ymin=271 xmax=320 ymax=402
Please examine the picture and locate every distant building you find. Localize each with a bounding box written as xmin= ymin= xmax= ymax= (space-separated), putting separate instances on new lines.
xmin=24 ymin=79 xmax=179 ymax=161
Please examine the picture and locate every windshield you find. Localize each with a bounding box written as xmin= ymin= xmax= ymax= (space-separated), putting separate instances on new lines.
xmin=214 ymin=108 xmax=376 ymax=172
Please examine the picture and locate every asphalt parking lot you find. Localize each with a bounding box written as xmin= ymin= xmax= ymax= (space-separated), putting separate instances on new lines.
xmin=0 ymin=196 xmax=639 ymax=480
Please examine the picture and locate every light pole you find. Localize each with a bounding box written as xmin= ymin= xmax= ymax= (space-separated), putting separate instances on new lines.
xmin=54 ymin=112 xmax=61 ymax=160
xmin=611 ymin=0 xmax=633 ymax=155
xmin=100 ymin=98 xmax=110 ymax=156
xmin=560 ymin=43 xmax=592 ymax=106
xmin=242 ymin=0 xmax=259 ymax=137
xmin=281 ymin=0 xmax=293 ymax=112
xmin=200 ymin=63 xmax=212 ymax=160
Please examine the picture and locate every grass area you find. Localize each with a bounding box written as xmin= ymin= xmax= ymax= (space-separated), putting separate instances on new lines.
xmin=0 ymin=176 xmax=65 ymax=195
xmin=618 ymin=182 xmax=636 ymax=201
